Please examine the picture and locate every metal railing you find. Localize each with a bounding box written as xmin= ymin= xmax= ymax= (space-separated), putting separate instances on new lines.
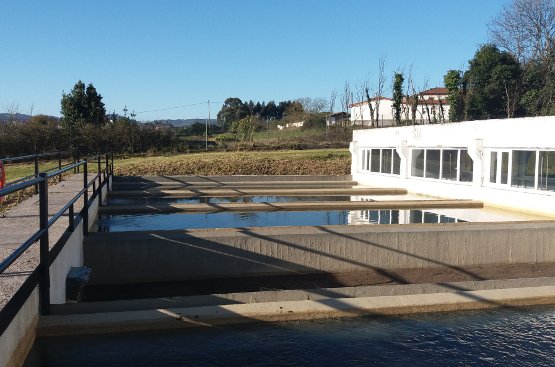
xmin=0 ymin=151 xmax=68 ymax=193
xmin=0 ymin=153 xmax=113 ymax=326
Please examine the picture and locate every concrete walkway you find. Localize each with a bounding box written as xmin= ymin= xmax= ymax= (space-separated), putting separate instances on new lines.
xmin=0 ymin=174 xmax=96 ymax=310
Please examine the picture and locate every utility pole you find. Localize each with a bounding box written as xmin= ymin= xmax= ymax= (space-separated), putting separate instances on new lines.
xmin=205 ymin=100 xmax=210 ymax=150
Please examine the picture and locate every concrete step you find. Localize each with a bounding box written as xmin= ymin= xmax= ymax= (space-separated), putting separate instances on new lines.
xmin=50 ymin=276 xmax=555 ymax=315
xmin=108 ymin=187 xmax=408 ymax=198
xmin=40 ymin=279 xmax=555 ymax=336
xmin=99 ymin=199 xmax=484 ymax=215
xmin=112 ymin=181 xmax=360 ymax=190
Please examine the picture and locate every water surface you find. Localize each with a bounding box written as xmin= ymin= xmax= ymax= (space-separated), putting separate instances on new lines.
xmin=24 ymin=306 xmax=555 ymax=366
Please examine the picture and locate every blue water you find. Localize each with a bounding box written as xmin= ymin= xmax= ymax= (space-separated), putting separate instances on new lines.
xmin=24 ymin=306 xmax=555 ymax=366
xmin=99 ymin=210 xmax=351 ymax=231
xmin=109 ymin=196 xmax=354 ymax=205
xmin=98 ymin=209 xmax=464 ymax=232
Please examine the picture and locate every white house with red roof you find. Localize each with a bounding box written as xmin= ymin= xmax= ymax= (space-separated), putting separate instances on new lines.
xmin=350 ymin=87 xmax=450 ymax=127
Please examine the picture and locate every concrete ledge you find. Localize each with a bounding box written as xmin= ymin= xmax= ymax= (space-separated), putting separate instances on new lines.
xmin=52 ymin=276 xmax=555 ymax=315
xmin=112 ymin=181 xmax=359 ymax=191
xmin=108 ymin=187 xmax=408 ymax=198
xmin=114 ymin=175 xmax=354 ymax=183
xmin=84 ymin=222 xmax=555 ymax=285
xmin=99 ymin=199 xmax=483 ymax=214
xmin=38 ymin=285 xmax=555 ymax=337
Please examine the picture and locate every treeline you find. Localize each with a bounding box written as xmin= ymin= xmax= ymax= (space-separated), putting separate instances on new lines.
xmin=445 ymin=0 xmax=554 ymax=121
xmin=216 ymin=97 xmax=328 ymax=133
xmin=0 ymin=114 xmax=181 ymax=157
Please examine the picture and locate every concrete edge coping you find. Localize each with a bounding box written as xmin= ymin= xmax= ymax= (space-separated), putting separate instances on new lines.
xmin=86 ymin=220 xmax=555 ymax=239
xmin=108 ymin=188 xmax=408 ymax=198
xmin=99 ymin=199 xmax=484 ymax=215
xmin=39 ymin=285 xmax=555 ymax=337
xmin=51 ymin=277 xmax=555 ymax=315
xmin=114 ymin=175 xmax=354 ymax=183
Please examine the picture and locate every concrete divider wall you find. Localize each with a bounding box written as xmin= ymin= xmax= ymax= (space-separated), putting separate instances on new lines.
xmin=49 ymin=181 xmax=107 ymax=304
xmin=0 ymin=288 xmax=39 ymax=367
xmin=84 ymin=222 xmax=555 ymax=285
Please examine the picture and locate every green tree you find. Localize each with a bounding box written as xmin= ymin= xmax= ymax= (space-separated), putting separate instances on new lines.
xmin=464 ymin=44 xmax=522 ymax=120
xmin=444 ymin=70 xmax=465 ymax=122
xmin=392 ymin=73 xmax=404 ymax=124
xmin=217 ymin=97 xmax=248 ymax=132
xmin=231 ymin=117 xmax=254 ymax=143
xmin=61 ymin=80 xmax=106 ymax=127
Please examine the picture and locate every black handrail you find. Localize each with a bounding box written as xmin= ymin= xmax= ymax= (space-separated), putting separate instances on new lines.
xmin=0 ymin=151 xmax=64 ymax=164
xmin=0 ymin=155 xmax=112 ymax=317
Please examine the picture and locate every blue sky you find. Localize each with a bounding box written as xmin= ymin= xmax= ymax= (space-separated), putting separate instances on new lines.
xmin=0 ymin=0 xmax=508 ymax=121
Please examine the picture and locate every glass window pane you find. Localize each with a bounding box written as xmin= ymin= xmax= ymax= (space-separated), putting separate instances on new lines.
xmin=409 ymin=210 xmax=423 ymax=223
xmin=381 ymin=149 xmax=392 ymax=174
xmin=539 ymin=151 xmax=555 ymax=191
xmin=489 ymin=152 xmax=497 ymax=183
xmin=393 ymin=150 xmax=401 ymax=175
xmin=411 ymin=149 xmax=424 ymax=177
xmin=511 ymin=150 xmax=536 ymax=189
xmin=460 ymin=150 xmax=473 ymax=182
xmin=371 ymin=149 xmax=381 ymax=172
xmin=441 ymin=149 xmax=458 ymax=181
xmin=425 ymin=149 xmax=440 ymax=179
xmin=361 ymin=150 xmax=367 ymax=171
xmin=501 ymin=152 xmax=509 ymax=184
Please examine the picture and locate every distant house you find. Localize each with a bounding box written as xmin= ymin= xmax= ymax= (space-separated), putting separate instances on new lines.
xmin=350 ymin=87 xmax=450 ymax=126
xmin=325 ymin=112 xmax=350 ymax=126
xmin=277 ymin=121 xmax=304 ymax=130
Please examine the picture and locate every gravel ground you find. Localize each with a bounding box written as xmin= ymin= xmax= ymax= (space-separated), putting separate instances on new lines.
xmin=0 ymin=174 xmax=97 ymax=310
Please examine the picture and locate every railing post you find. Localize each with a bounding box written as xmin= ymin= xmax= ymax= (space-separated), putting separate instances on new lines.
xmin=97 ymin=156 xmax=102 ymax=205
xmin=69 ymin=203 xmax=75 ymax=231
xmin=83 ymin=160 xmax=88 ymax=236
xmin=34 ymin=154 xmax=39 ymax=194
xmin=105 ymin=154 xmax=110 ymax=191
xmin=38 ymin=173 xmax=50 ymax=315
xmin=58 ymin=152 xmax=62 ymax=183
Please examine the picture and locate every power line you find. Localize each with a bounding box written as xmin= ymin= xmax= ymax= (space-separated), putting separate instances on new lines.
xmin=135 ymin=101 xmax=223 ymax=115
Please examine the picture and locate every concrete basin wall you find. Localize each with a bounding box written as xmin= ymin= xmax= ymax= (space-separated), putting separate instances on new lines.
xmin=84 ymin=222 xmax=555 ymax=285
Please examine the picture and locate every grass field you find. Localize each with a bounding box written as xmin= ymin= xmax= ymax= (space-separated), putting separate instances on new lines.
xmin=2 ymin=149 xmax=351 ymax=182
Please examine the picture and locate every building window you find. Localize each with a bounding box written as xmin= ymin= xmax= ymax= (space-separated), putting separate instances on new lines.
xmin=425 ymin=149 xmax=441 ymax=179
xmin=360 ymin=148 xmax=401 ymax=175
xmin=411 ymin=148 xmax=472 ymax=183
xmin=412 ymin=149 xmax=425 ymax=177
xmin=381 ymin=149 xmax=393 ymax=174
xmin=460 ymin=150 xmax=473 ymax=182
xmin=511 ymin=150 xmax=536 ymax=189
xmin=489 ymin=152 xmax=497 ymax=183
xmin=442 ymin=149 xmax=458 ymax=181
xmin=539 ymin=151 xmax=555 ymax=191
xmin=501 ymin=152 xmax=509 ymax=184
xmin=371 ymin=149 xmax=381 ymax=173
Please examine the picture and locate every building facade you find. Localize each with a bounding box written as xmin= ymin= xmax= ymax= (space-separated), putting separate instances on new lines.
xmin=350 ymin=116 xmax=555 ymax=216
xmin=350 ymin=87 xmax=450 ymax=127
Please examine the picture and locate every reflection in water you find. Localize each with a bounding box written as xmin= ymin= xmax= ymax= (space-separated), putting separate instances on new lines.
xmin=99 ymin=209 xmax=463 ymax=232
xmin=355 ymin=209 xmax=465 ymax=225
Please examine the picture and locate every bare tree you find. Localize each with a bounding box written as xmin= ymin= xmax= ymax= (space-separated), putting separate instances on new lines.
xmin=403 ymin=66 xmax=414 ymax=122
xmin=374 ymin=55 xmax=386 ymax=128
xmin=341 ymin=81 xmax=352 ymax=127
xmin=419 ymin=79 xmax=432 ymax=124
xmin=488 ymin=0 xmax=555 ymax=63
xmin=2 ymin=102 xmax=20 ymax=123
xmin=327 ymin=89 xmax=337 ymax=141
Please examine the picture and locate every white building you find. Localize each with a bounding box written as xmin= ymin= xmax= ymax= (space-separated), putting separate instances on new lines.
xmin=349 ymin=116 xmax=555 ymax=216
xmin=350 ymin=87 xmax=450 ymax=127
